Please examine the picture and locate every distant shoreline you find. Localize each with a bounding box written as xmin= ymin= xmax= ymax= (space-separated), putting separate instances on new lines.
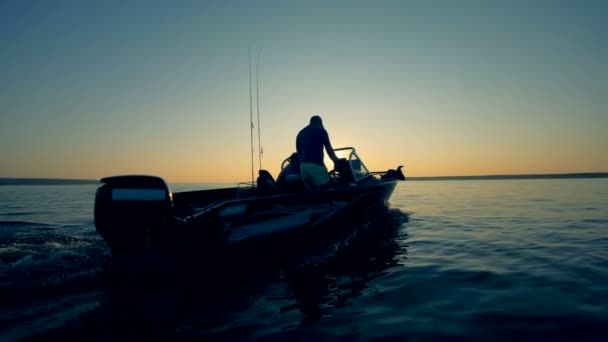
xmin=1 ymin=172 xmax=607 ymax=186
xmin=0 ymin=178 xmax=100 ymax=186
xmin=405 ymin=172 xmax=608 ymax=181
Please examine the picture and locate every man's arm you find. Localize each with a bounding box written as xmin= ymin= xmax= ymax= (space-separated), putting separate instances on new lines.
xmin=324 ymin=140 xmax=340 ymax=164
xmin=322 ymin=129 xmax=340 ymax=163
xmin=296 ymin=132 xmax=302 ymax=157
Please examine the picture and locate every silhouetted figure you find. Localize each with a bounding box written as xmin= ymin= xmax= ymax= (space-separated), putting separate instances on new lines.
xmin=277 ymin=152 xmax=301 ymax=190
xmin=256 ymin=169 xmax=277 ymax=194
xmin=296 ymin=115 xmax=340 ymax=189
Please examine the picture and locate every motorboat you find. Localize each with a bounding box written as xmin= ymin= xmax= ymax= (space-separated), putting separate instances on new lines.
xmin=94 ymin=147 xmax=405 ymax=262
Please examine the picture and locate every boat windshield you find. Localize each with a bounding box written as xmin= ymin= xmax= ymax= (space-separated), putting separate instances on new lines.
xmin=333 ymin=147 xmax=372 ymax=182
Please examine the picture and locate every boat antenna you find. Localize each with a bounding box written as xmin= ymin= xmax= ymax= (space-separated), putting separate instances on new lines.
xmin=248 ymin=46 xmax=254 ymax=185
xmin=256 ymin=48 xmax=263 ymax=170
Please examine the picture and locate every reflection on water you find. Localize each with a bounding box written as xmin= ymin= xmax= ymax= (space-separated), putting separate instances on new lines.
xmin=31 ymin=207 xmax=409 ymax=340
xmin=284 ymin=208 xmax=408 ymax=326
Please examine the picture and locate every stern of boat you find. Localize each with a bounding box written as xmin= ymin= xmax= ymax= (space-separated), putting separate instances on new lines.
xmin=94 ymin=175 xmax=174 ymax=257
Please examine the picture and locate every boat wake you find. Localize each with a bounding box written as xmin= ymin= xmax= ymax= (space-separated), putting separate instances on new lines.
xmin=0 ymin=227 xmax=110 ymax=341
xmin=0 ymin=232 xmax=109 ymax=302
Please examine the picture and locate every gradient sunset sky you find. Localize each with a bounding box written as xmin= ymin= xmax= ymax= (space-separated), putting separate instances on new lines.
xmin=1 ymin=0 xmax=606 ymax=183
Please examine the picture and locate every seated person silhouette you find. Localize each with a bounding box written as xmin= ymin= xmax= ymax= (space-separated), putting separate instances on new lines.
xmin=257 ymin=169 xmax=277 ymax=194
xmin=277 ymin=152 xmax=313 ymax=192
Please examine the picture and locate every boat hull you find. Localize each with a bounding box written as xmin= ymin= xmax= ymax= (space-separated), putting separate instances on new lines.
xmin=171 ymin=179 xmax=399 ymax=262
xmin=95 ymin=178 xmax=399 ymax=263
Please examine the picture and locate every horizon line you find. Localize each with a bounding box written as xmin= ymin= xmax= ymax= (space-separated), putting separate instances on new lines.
xmin=1 ymin=172 xmax=607 ymax=185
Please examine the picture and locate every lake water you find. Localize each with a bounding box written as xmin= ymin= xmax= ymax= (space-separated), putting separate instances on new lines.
xmin=1 ymin=179 xmax=607 ymax=341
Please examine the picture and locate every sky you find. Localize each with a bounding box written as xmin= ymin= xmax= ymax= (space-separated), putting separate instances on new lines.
xmin=1 ymin=0 xmax=606 ymax=183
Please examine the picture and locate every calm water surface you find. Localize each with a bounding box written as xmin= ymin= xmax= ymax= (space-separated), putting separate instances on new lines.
xmin=0 ymin=179 xmax=607 ymax=341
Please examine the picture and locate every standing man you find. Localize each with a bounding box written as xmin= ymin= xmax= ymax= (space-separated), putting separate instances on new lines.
xmin=296 ymin=115 xmax=340 ymax=188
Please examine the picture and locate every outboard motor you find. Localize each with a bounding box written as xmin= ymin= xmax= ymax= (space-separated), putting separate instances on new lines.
xmin=94 ymin=175 xmax=173 ymax=256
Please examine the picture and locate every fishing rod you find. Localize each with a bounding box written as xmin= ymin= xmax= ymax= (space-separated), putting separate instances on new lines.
xmin=256 ymin=48 xmax=263 ymax=171
xmin=248 ymin=46 xmax=264 ymax=185
xmin=249 ymin=46 xmax=254 ymax=185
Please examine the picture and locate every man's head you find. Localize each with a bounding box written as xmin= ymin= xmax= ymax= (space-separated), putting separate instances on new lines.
xmin=310 ymin=115 xmax=323 ymax=127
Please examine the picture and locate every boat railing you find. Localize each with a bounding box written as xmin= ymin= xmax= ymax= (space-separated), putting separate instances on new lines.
xmin=236 ymin=181 xmax=255 ymax=200
xmin=333 ymin=147 xmax=374 ymax=183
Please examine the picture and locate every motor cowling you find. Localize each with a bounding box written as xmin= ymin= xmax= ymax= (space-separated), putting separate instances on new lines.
xmin=94 ymin=175 xmax=173 ymax=256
